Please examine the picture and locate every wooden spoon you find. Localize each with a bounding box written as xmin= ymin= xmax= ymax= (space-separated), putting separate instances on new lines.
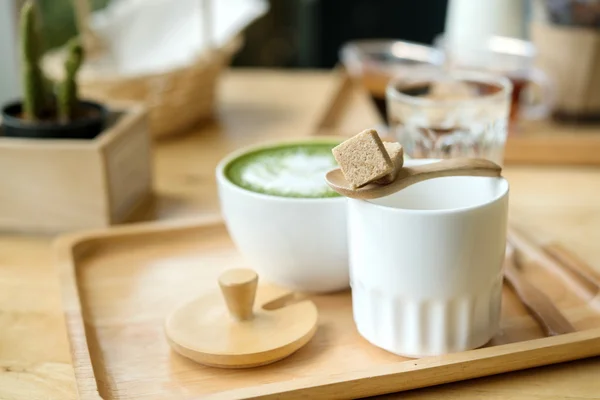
xmin=325 ymin=158 xmax=502 ymax=200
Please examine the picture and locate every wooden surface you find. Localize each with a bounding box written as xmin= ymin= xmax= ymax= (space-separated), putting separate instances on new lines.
xmin=318 ymin=69 xmax=600 ymax=166
xmin=543 ymin=243 xmax=600 ymax=297
xmin=1 ymin=69 xmax=600 ymax=400
xmin=55 ymin=217 xmax=600 ymax=399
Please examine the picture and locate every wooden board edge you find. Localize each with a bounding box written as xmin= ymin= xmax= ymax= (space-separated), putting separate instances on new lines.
xmin=53 ymin=214 xmax=224 ymax=250
xmin=53 ymin=215 xmax=225 ymax=400
xmin=55 ymin=235 xmax=108 ymax=399
xmin=206 ymin=328 xmax=600 ymax=400
xmin=504 ymin=134 xmax=600 ymax=166
xmin=313 ymin=65 xmax=354 ymax=131
xmin=313 ymin=65 xmax=384 ymax=138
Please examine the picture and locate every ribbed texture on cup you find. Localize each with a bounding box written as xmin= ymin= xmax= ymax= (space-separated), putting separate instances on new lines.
xmin=351 ymin=278 xmax=503 ymax=357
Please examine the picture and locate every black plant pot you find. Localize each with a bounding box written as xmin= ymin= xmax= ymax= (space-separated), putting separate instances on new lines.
xmin=1 ymin=100 xmax=108 ymax=140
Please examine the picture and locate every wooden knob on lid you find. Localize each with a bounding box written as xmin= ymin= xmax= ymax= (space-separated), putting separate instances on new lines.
xmin=218 ymin=268 xmax=258 ymax=321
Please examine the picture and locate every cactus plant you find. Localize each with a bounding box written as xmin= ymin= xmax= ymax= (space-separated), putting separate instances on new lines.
xmin=58 ymin=38 xmax=84 ymax=122
xmin=2 ymin=0 xmax=107 ymax=139
xmin=18 ymin=1 xmax=87 ymax=124
xmin=20 ymin=0 xmax=51 ymax=121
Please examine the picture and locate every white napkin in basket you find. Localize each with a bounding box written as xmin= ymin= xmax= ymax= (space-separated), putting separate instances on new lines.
xmin=90 ymin=0 xmax=268 ymax=75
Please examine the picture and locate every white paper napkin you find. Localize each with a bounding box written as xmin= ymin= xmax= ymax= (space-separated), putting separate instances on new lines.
xmin=90 ymin=0 xmax=269 ymax=75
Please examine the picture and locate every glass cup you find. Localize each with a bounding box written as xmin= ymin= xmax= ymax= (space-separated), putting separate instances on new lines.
xmin=435 ymin=34 xmax=554 ymax=123
xmin=386 ymin=69 xmax=512 ymax=165
xmin=339 ymin=39 xmax=444 ymax=122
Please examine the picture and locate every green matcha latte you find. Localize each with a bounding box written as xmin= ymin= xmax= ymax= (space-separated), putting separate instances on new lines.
xmin=224 ymin=142 xmax=341 ymax=198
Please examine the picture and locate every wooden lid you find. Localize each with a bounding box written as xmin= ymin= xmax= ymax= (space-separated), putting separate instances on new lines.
xmin=165 ymin=268 xmax=318 ymax=368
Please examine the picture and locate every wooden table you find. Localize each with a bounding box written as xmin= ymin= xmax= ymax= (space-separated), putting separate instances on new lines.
xmin=1 ymin=69 xmax=599 ymax=400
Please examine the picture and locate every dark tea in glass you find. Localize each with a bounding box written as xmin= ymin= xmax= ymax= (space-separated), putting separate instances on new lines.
xmin=435 ymin=34 xmax=553 ymax=124
xmin=340 ymin=40 xmax=443 ymax=122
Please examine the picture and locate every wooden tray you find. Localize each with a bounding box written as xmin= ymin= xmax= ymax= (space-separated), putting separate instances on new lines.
xmin=56 ymin=217 xmax=600 ymax=399
xmin=315 ymin=70 xmax=600 ymax=166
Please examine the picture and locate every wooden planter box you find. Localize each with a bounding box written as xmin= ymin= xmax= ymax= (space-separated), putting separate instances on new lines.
xmin=0 ymin=103 xmax=153 ymax=233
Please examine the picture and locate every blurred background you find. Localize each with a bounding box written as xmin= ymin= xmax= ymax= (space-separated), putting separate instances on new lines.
xmin=2 ymin=0 xmax=600 ymax=132
xmin=9 ymin=0 xmax=459 ymax=68
xmin=0 ymin=0 xmax=535 ymax=107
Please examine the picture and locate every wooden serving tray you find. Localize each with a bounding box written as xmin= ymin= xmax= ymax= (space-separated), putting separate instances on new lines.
xmin=315 ymin=69 xmax=600 ymax=166
xmin=56 ymin=217 xmax=600 ymax=399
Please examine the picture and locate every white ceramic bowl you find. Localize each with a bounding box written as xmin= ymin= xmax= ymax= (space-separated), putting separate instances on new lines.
xmin=216 ymin=138 xmax=348 ymax=293
xmin=348 ymin=159 xmax=509 ymax=357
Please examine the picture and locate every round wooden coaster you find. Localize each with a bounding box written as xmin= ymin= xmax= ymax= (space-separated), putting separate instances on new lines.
xmin=165 ymin=269 xmax=318 ymax=368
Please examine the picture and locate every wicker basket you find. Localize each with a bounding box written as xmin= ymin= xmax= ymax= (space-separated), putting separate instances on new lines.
xmin=42 ymin=0 xmax=242 ymax=139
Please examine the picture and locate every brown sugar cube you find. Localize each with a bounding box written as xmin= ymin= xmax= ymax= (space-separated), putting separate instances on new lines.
xmin=376 ymin=142 xmax=404 ymax=184
xmin=332 ymin=129 xmax=393 ymax=188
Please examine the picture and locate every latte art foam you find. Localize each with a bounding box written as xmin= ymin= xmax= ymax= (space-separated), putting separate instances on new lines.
xmin=225 ymin=143 xmax=340 ymax=198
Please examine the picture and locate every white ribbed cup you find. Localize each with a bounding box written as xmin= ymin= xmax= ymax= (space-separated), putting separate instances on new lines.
xmin=348 ymin=160 xmax=509 ymax=357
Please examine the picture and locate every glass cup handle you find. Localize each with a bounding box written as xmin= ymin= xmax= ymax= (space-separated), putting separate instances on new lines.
xmin=521 ymin=68 xmax=555 ymax=120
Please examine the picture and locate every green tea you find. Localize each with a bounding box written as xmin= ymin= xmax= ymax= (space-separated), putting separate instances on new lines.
xmin=225 ymin=142 xmax=341 ymax=198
